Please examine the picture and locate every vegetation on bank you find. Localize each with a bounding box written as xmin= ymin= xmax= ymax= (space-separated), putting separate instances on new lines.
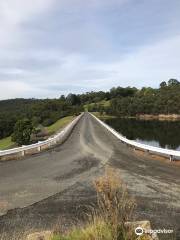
xmin=0 ymin=136 xmax=14 ymax=150
xmin=12 ymin=119 xmax=33 ymax=145
xmin=0 ymin=78 xmax=179 ymax=146
xmin=83 ymin=79 xmax=180 ymax=117
xmin=109 ymin=79 xmax=180 ymax=117
xmin=0 ymin=96 xmax=82 ymax=146
xmin=51 ymin=169 xmax=150 ymax=240
xmin=84 ymin=100 xmax=110 ymax=112
xmin=0 ymin=115 xmax=74 ymax=150
xmin=46 ymin=116 xmax=75 ymax=135
xmin=85 ymin=79 xmax=180 ymax=117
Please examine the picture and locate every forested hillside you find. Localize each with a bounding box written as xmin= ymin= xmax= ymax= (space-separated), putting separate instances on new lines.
xmin=109 ymin=79 xmax=180 ymax=116
xmin=81 ymin=79 xmax=180 ymax=116
xmin=0 ymin=98 xmax=82 ymax=141
xmin=0 ymin=78 xmax=179 ymax=145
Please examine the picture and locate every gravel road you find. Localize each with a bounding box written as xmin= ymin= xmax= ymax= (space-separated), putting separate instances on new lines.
xmin=0 ymin=112 xmax=180 ymax=239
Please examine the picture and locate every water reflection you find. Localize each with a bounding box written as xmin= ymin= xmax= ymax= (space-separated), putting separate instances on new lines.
xmin=105 ymin=118 xmax=180 ymax=150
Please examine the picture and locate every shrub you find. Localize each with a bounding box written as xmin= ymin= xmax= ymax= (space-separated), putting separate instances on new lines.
xmin=52 ymin=168 xmax=137 ymax=240
xmin=93 ymin=168 xmax=136 ymax=240
xmin=11 ymin=119 xmax=33 ymax=145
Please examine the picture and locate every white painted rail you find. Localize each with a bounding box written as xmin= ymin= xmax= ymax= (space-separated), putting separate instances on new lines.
xmin=91 ymin=113 xmax=180 ymax=161
xmin=0 ymin=113 xmax=83 ymax=158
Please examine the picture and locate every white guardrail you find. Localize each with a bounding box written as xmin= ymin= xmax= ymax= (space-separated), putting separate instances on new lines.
xmin=0 ymin=113 xmax=83 ymax=158
xmin=91 ymin=113 xmax=180 ymax=161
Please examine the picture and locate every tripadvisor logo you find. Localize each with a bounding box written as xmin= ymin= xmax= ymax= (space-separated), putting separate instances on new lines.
xmin=135 ymin=226 xmax=173 ymax=236
xmin=135 ymin=226 xmax=143 ymax=236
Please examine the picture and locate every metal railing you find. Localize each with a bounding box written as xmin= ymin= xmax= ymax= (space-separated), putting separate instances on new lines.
xmin=91 ymin=113 xmax=180 ymax=161
xmin=0 ymin=113 xmax=83 ymax=158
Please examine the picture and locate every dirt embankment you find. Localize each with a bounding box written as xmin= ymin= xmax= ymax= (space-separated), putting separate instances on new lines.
xmin=137 ymin=114 xmax=180 ymax=121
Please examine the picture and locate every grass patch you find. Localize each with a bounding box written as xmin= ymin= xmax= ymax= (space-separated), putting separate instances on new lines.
xmin=92 ymin=112 xmax=117 ymax=120
xmin=84 ymin=100 xmax=110 ymax=111
xmin=0 ymin=136 xmax=15 ymax=150
xmin=46 ymin=116 xmax=75 ymax=135
xmin=52 ymin=221 xmax=114 ymax=240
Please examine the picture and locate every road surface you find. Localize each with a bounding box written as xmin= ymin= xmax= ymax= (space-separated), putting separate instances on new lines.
xmin=0 ymin=112 xmax=180 ymax=239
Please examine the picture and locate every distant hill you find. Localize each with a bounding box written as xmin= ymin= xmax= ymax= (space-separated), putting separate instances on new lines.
xmin=0 ymin=78 xmax=180 ymax=144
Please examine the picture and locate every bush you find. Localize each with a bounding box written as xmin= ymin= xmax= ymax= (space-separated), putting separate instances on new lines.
xmin=93 ymin=168 xmax=136 ymax=240
xmin=52 ymin=168 xmax=137 ymax=240
xmin=11 ymin=119 xmax=33 ymax=145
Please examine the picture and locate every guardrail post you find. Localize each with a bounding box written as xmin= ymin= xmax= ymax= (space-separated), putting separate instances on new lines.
xmin=21 ymin=150 xmax=25 ymax=156
xmin=38 ymin=146 xmax=41 ymax=152
xmin=170 ymin=155 xmax=173 ymax=161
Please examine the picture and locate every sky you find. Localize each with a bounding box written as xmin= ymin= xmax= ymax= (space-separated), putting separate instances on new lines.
xmin=0 ymin=0 xmax=180 ymax=99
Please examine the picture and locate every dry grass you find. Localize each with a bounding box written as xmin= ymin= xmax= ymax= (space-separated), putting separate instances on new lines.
xmin=0 ymin=232 xmax=25 ymax=240
xmin=93 ymin=168 xmax=136 ymax=240
xmin=0 ymin=169 xmax=152 ymax=240
xmin=52 ymin=168 xmax=139 ymax=240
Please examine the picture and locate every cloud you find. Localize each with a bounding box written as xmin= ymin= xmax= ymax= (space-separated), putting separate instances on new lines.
xmin=0 ymin=0 xmax=56 ymax=47
xmin=0 ymin=0 xmax=54 ymax=24
xmin=0 ymin=80 xmax=32 ymax=99
xmin=1 ymin=34 xmax=180 ymax=98
xmin=96 ymin=34 xmax=180 ymax=88
xmin=36 ymin=33 xmax=180 ymax=93
xmin=0 ymin=0 xmax=179 ymax=99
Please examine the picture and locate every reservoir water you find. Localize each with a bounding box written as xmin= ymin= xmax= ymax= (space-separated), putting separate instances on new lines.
xmin=105 ymin=118 xmax=180 ymax=151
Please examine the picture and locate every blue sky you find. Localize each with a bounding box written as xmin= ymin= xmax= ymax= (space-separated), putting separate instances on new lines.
xmin=0 ymin=0 xmax=180 ymax=99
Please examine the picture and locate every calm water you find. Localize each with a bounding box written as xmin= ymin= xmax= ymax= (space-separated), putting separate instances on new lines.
xmin=105 ymin=118 xmax=180 ymax=151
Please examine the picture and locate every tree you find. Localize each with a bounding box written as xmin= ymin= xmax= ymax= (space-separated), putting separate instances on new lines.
xmin=59 ymin=95 xmax=66 ymax=101
xmin=12 ymin=119 xmax=33 ymax=145
xmin=168 ymin=78 xmax=180 ymax=86
xmin=66 ymin=94 xmax=81 ymax=105
xmin=32 ymin=116 xmax=41 ymax=127
xmin=160 ymin=81 xmax=167 ymax=88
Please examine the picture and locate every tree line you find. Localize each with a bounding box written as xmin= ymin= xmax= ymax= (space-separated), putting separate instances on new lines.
xmin=0 ymin=98 xmax=82 ymax=144
xmin=109 ymin=79 xmax=180 ymax=116
xmin=0 ymin=78 xmax=179 ymax=145
xmin=83 ymin=79 xmax=180 ymax=116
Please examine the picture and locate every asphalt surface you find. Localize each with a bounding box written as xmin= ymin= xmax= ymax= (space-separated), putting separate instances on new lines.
xmin=0 ymin=112 xmax=180 ymax=239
